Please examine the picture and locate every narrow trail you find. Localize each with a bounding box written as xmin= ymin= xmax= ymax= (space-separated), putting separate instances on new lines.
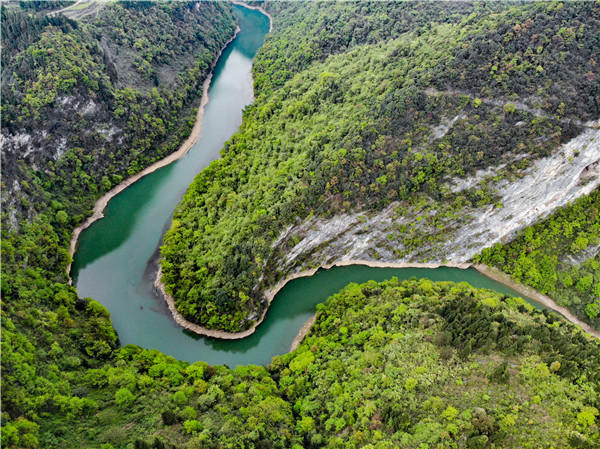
xmin=47 ymin=1 xmax=82 ymax=17
xmin=48 ymin=1 xmax=106 ymax=20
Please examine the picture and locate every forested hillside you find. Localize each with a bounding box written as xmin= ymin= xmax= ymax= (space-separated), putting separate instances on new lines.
xmin=1 ymin=1 xmax=235 ymax=226
xmin=1 ymin=2 xmax=236 ymax=446
xmin=160 ymin=1 xmax=600 ymax=332
xmin=475 ymin=188 xmax=600 ymax=329
xmin=5 ymin=279 xmax=600 ymax=448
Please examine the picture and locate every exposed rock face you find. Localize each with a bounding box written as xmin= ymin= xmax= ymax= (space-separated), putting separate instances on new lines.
xmin=2 ymin=94 xmax=120 ymax=168
xmin=443 ymin=122 xmax=599 ymax=260
xmin=563 ymin=243 xmax=600 ymax=266
xmin=431 ymin=113 xmax=466 ymax=139
xmin=581 ymin=159 xmax=600 ymax=180
xmin=273 ymin=121 xmax=600 ymax=277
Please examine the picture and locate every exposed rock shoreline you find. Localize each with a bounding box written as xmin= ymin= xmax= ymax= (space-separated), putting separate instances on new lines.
xmin=66 ymin=27 xmax=241 ymax=282
xmin=276 ymin=122 xmax=600 ymax=270
xmin=288 ymin=262 xmax=600 ymax=352
xmin=70 ymin=2 xmax=599 ymax=349
xmin=290 ymin=315 xmax=317 ymax=352
xmin=154 ymin=266 xmax=260 ymax=340
xmin=152 ymin=1 xmax=277 ymax=340
xmin=155 ymin=260 xmax=468 ymax=340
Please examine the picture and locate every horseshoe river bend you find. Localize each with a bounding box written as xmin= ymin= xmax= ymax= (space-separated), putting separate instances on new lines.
xmin=71 ymin=5 xmax=546 ymax=367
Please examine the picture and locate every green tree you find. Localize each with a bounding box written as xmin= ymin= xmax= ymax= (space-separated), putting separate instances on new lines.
xmin=115 ymin=388 xmax=134 ymax=408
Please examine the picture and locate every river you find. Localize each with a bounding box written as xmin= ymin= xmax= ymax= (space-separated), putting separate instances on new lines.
xmin=72 ymin=5 xmax=543 ymax=368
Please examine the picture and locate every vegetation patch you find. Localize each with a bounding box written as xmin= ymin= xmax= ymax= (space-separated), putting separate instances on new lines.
xmin=475 ymin=189 xmax=600 ymax=329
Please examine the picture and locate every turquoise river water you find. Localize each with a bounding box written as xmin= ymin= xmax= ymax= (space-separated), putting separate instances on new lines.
xmin=72 ymin=5 xmax=540 ymax=367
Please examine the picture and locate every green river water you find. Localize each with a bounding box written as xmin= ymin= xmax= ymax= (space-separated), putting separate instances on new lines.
xmin=72 ymin=5 xmax=541 ymax=368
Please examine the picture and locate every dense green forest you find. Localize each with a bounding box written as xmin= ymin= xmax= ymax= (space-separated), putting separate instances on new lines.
xmin=16 ymin=1 xmax=75 ymax=12
xmin=2 ymin=2 xmax=599 ymax=447
xmin=161 ymin=1 xmax=599 ymax=332
xmin=1 ymin=2 xmax=235 ymax=447
xmin=1 ymin=1 xmax=235 ymax=225
xmin=5 ymin=276 xmax=600 ymax=448
xmin=475 ymin=188 xmax=600 ymax=329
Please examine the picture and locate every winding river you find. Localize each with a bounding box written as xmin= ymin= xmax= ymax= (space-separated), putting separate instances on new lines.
xmin=72 ymin=5 xmax=546 ymax=368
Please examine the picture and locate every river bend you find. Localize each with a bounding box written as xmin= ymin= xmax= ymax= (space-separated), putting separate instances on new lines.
xmin=73 ymin=6 xmax=544 ymax=367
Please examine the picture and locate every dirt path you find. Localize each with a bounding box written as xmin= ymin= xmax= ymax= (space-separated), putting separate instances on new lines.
xmin=48 ymin=1 xmax=106 ymax=20
xmin=47 ymin=1 xmax=82 ymax=17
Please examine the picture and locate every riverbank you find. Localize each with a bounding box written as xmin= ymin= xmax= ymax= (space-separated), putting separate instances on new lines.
xmin=151 ymin=1 xmax=275 ymax=340
xmin=156 ymin=256 xmax=599 ymax=343
xmin=286 ymin=262 xmax=600 ymax=350
xmin=156 ymin=256 xmax=600 ymax=343
xmin=155 ymin=260 xmax=471 ymax=340
xmin=472 ymin=264 xmax=600 ymax=339
xmin=154 ymin=267 xmax=260 ymax=340
xmin=232 ymin=2 xmax=272 ymax=103
xmin=290 ymin=315 xmax=317 ymax=352
xmin=66 ymin=27 xmax=240 ymax=283
xmin=263 ymin=260 xmax=471 ymax=305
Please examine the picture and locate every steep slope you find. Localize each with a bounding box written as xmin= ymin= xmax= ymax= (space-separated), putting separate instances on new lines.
xmin=475 ymin=189 xmax=600 ymax=329
xmin=160 ymin=1 xmax=600 ymax=333
xmin=0 ymin=3 xmax=236 ymax=446
xmin=1 ymin=2 xmax=235 ymax=227
xmin=272 ymin=278 xmax=600 ymax=448
xmin=1 ymin=3 xmax=599 ymax=448
xmin=252 ymin=1 xmax=512 ymax=98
